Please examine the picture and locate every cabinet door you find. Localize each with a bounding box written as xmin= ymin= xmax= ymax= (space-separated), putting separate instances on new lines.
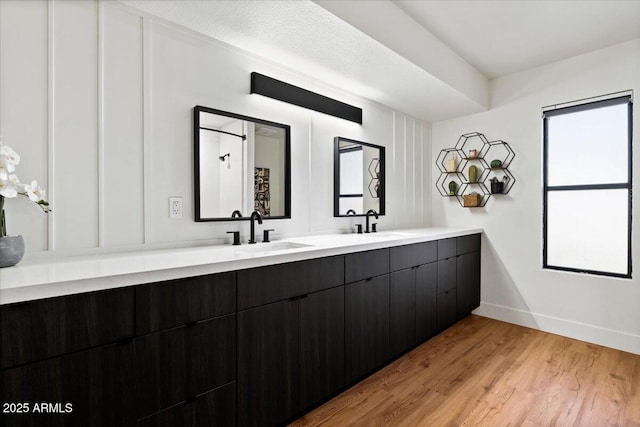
xmin=136 ymin=327 xmax=187 ymax=418
xmin=1 ymin=342 xmax=134 ymax=427
xmin=299 ymin=286 xmax=345 ymax=410
xmin=389 ymin=269 xmax=416 ymax=358
xmin=136 ymin=383 xmax=236 ymax=427
xmin=238 ymin=300 xmax=299 ymax=427
xmin=136 ymin=315 xmax=236 ymax=419
xmin=437 ymin=289 xmax=457 ymax=331
xmin=457 ymin=251 xmax=481 ymax=320
xmin=345 ymin=275 xmax=390 ymax=384
xmin=187 ymin=315 xmax=236 ymax=398
xmin=416 ymin=262 xmax=438 ymax=343
xmin=1 ymin=288 xmax=134 ymax=369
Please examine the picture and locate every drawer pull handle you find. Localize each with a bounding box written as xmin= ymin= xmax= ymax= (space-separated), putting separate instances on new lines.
xmin=185 ymin=321 xmax=197 ymax=327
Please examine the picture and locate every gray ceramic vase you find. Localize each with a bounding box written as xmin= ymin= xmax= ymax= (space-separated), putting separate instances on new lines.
xmin=0 ymin=235 xmax=25 ymax=268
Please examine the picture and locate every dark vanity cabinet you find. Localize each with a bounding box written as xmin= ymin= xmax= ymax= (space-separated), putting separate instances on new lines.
xmin=0 ymin=233 xmax=481 ymax=427
xmin=388 ymin=241 xmax=438 ymax=358
xmin=135 ymin=273 xmax=236 ymax=425
xmin=344 ymin=249 xmax=390 ymax=383
xmin=0 ymin=288 xmax=136 ymax=427
xmin=437 ymin=238 xmax=458 ymax=331
xmin=456 ymin=234 xmax=481 ymax=320
xmin=237 ymin=256 xmax=345 ymax=426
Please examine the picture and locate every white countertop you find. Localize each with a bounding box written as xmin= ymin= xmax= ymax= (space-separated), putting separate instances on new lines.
xmin=0 ymin=227 xmax=482 ymax=305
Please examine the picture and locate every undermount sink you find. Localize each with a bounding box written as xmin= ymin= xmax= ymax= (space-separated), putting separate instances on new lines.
xmin=235 ymin=241 xmax=313 ymax=255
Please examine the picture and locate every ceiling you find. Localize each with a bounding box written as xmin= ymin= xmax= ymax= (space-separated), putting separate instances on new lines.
xmin=120 ymin=0 xmax=640 ymax=122
xmin=394 ymin=0 xmax=640 ymax=79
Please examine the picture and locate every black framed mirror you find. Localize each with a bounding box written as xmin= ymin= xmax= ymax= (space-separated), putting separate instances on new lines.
xmin=194 ymin=106 xmax=291 ymax=221
xmin=334 ymin=137 xmax=385 ymax=217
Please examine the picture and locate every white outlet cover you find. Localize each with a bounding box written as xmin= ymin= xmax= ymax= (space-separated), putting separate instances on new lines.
xmin=169 ymin=197 xmax=183 ymax=219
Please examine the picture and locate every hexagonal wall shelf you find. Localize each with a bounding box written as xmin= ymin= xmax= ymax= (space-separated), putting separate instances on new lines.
xmin=435 ymin=132 xmax=516 ymax=207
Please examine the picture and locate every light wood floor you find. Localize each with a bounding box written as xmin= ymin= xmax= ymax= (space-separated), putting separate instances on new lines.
xmin=291 ymin=315 xmax=640 ymax=427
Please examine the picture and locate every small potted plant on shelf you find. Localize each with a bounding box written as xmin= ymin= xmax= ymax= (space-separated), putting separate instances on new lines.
xmin=0 ymin=143 xmax=51 ymax=267
xmin=489 ymin=175 xmax=509 ymax=194
xmin=448 ymin=180 xmax=457 ymax=196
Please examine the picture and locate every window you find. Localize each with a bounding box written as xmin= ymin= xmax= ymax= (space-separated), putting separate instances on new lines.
xmin=543 ymin=95 xmax=632 ymax=278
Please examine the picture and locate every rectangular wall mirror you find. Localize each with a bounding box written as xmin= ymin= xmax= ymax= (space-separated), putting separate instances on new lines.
xmin=194 ymin=106 xmax=291 ymax=221
xmin=334 ymin=136 xmax=385 ymax=217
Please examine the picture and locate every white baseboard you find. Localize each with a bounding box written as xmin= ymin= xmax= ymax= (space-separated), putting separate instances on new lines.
xmin=474 ymin=302 xmax=640 ymax=356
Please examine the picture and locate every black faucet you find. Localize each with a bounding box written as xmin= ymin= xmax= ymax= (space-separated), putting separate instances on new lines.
xmin=346 ymin=209 xmax=356 ymax=216
xmin=231 ymin=210 xmax=242 ymax=218
xmin=248 ymin=210 xmax=263 ymax=244
xmin=365 ymin=209 xmax=378 ymax=233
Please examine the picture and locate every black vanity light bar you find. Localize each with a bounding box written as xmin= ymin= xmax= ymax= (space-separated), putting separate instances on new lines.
xmin=250 ymin=72 xmax=363 ymax=124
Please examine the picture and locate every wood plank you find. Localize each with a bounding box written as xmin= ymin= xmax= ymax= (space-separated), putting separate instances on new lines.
xmin=291 ymin=316 xmax=640 ymax=427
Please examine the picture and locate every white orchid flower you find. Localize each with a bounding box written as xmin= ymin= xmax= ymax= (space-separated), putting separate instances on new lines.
xmin=24 ymin=180 xmax=46 ymax=202
xmin=0 ymin=145 xmax=20 ymax=173
xmin=0 ymin=174 xmax=19 ymax=198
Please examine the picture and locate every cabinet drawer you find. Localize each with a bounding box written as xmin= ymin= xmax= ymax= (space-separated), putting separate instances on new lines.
xmin=437 ymin=238 xmax=456 ymax=260
xmin=1 ymin=342 xmax=134 ymax=427
xmin=136 ymin=314 xmax=236 ymax=418
xmin=457 ymin=234 xmax=481 ymax=255
xmin=345 ymin=248 xmax=389 ymax=283
xmin=437 ymin=289 xmax=457 ymax=331
xmin=137 ymin=382 xmax=236 ymax=427
xmin=136 ymin=272 xmax=235 ymax=335
xmin=437 ymin=258 xmax=457 ymax=294
xmin=237 ymin=256 xmax=344 ymax=310
xmin=390 ymin=241 xmax=437 ymax=271
xmin=1 ymin=288 xmax=135 ymax=369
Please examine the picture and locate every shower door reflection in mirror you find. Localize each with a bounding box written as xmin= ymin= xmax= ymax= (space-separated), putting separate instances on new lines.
xmin=194 ymin=106 xmax=291 ymax=221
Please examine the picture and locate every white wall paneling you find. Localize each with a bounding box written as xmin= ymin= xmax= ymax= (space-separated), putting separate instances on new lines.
xmin=52 ymin=0 xmax=99 ymax=250
xmin=102 ymin=4 xmax=144 ymax=246
xmin=431 ymin=39 xmax=640 ymax=354
xmin=0 ymin=1 xmax=432 ymax=255
xmin=0 ymin=0 xmax=49 ymax=251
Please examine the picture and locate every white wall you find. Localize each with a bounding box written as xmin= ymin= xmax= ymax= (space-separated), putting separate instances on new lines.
xmin=432 ymin=39 xmax=640 ymax=355
xmin=0 ymin=0 xmax=431 ymax=253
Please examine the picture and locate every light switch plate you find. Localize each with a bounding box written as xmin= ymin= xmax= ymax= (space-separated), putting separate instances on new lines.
xmin=169 ymin=197 xmax=183 ymax=219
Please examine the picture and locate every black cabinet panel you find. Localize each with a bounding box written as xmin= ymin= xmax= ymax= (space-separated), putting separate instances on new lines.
xmin=187 ymin=316 xmax=236 ymax=398
xmin=390 ymin=241 xmax=437 ymax=272
xmin=437 ymin=258 xmax=457 ymax=294
xmin=416 ymin=262 xmax=438 ymax=343
xmin=299 ymin=286 xmax=345 ymax=410
xmin=238 ymin=300 xmax=299 ymax=426
xmin=457 ymin=251 xmax=481 ymax=320
xmin=137 ymin=383 xmax=236 ymax=427
xmin=437 ymin=289 xmax=457 ymax=331
xmin=136 ymin=272 xmax=235 ymax=335
xmin=389 ymin=269 xmax=416 ymax=358
xmin=237 ymin=256 xmax=344 ymax=310
xmin=345 ymin=275 xmax=390 ymax=384
xmin=136 ymin=315 xmax=235 ymax=418
xmin=345 ymin=248 xmax=390 ymax=283
xmin=437 ymin=238 xmax=456 ymax=260
xmin=1 ymin=288 xmax=134 ymax=369
xmin=457 ymin=234 xmax=481 ymax=255
xmin=136 ymin=327 xmax=187 ymax=418
xmin=1 ymin=342 xmax=134 ymax=427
